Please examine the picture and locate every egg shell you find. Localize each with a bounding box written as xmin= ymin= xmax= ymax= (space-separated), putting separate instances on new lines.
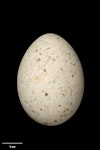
xmin=17 ymin=33 xmax=84 ymax=126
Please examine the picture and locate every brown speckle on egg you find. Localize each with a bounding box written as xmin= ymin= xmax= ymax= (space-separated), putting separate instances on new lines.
xmin=61 ymin=89 xmax=64 ymax=92
xmin=45 ymin=93 xmax=48 ymax=96
xmin=39 ymin=52 xmax=42 ymax=55
xmin=59 ymin=68 xmax=63 ymax=72
xmin=60 ymin=114 xmax=67 ymax=118
xmin=59 ymin=87 xmax=62 ymax=89
xmin=70 ymin=62 xmax=76 ymax=66
xmin=63 ymin=109 xmax=65 ymax=113
xmin=52 ymin=58 xmax=56 ymax=61
xmin=72 ymin=74 xmax=74 ymax=77
xmin=35 ymin=49 xmax=38 ymax=52
xmin=67 ymin=52 xmax=71 ymax=56
xmin=35 ymin=76 xmax=42 ymax=82
xmin=44 ymin=122 xmax=49 ymax=126
xmin=32 ymin=91 xmax=35 ymax=94
xmin=37 ymin=58 xmax=41 ymax=62
xmin=43 ymin=69 xmax=46 ymax=72
xmin=31 ymin=109 xmax=36 ymax=113
xmin=62 ymin=93 xmax=66 ymax=96
xmin=54 ymin=120 xmax=57 ymax=122
xmin=47 ymin=47 xmax=50 ymax=49
xmin=70 ymin=89 xmax=72 ymax=95
xmin=48 ymin=81 xmax=52 ymax=84
xmin=25 ymin=100 xmax=29 ymax=103
xmin=56 ymin=37 xmax=59 ymax=39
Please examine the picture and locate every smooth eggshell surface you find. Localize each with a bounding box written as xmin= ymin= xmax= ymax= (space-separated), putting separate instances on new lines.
xmin=17 ymin=33 xmax=84 ymax=126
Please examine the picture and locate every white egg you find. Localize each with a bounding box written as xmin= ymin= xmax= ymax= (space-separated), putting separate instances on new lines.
xmin=17 ymin=33 xmax=84 ymax=126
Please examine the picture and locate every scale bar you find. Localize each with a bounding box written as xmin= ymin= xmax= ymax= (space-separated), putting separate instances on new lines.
xmin=2 ymin=142 xmax=23 ymax=145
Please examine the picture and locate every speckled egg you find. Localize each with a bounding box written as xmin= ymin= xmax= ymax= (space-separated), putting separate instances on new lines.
xmin=17 ymin=33 xmax=84 ymax=126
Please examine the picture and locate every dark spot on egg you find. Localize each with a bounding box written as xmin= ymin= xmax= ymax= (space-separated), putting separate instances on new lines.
xmin=35 ymin=49 xmax=38 ymax=52
xmin=25 ymin=100 xmax=29 ymax=103
xmin=56 ymin=37 xmax=59 ymax=39
xmin=31 ymin=109 xmax=36 ymax=113
xmin=43 ymin=69 xmax=46 ymax=72
xmin=37 ymin=58 xmax=41 ymax=62
xmin=48 ymin=56 xmax=51 ymax=59
xmin=52 ymin=58 xmax=56 ymax=61
xmin=32 ymin=91 xmax=35 ymax=94
xmin=45 ymin=93 xmax=48 ymax=96
xmin=40 ymin=108 xmax=43 ymax=111
xmin=39 ymin=52 xmax=42 ymax=55
xmin=58 ymin=105 xmax=61 ymax=107
xmin=72 ymin=74 xmax=74 ymax=77
xmin=60 ymin=68 xmax=63 ymax=72
xmin=70 ymin=89 xmax=72 ymax=95
xmin=44 ymin=122 xmax=49 ymax=126
xmin=59 ymin=87 xmax=62 ymax=89
xmin=62 ymin=93 xmax=66 ymax=96
xmin=49 ymin=81 xmax=52 ymax=84
xmin=54 ymin=120 xmax=57 ymax=122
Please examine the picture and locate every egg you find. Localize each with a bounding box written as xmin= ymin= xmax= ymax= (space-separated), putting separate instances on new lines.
xmin=17 ymin=33 xmax=84 ymax=126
